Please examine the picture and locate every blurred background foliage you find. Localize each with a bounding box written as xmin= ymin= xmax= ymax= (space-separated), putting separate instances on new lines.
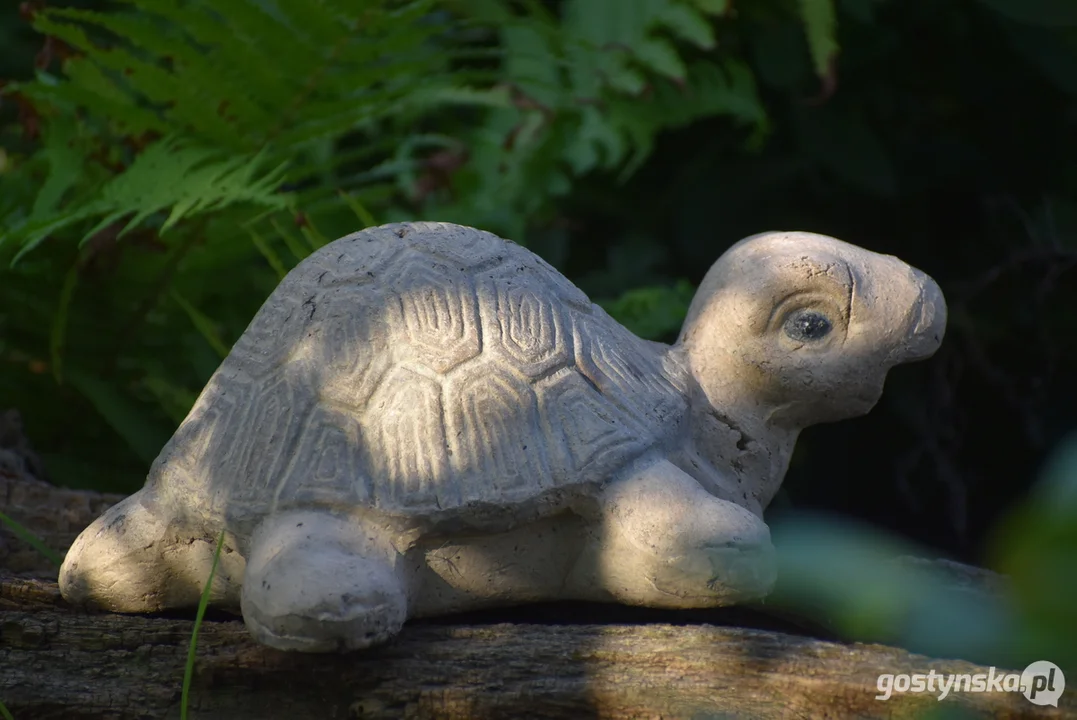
xmin=1 ymin=0 xmax=1076 ymax=677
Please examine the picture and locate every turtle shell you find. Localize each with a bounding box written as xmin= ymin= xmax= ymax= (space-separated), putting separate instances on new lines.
xmin=149 ymin=222 xmax=689 ymax=529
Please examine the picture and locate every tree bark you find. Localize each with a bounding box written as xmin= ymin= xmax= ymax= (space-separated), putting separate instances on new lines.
xmin=0 ymin=473 xmax=123 ymax=577
xmin=2 ymin=470 xmax=1073 ymax=719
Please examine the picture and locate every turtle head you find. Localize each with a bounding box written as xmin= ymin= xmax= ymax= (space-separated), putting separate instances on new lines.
xmin=677 ymin=231 xmax=946 ymax=429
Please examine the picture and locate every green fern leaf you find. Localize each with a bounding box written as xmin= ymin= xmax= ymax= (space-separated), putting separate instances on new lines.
xmin=6 ymin=138 xmax=289 ymax=264
xmin=608 ymin=62 xmax=649 ymax=95
xmin=689 ymin=0 xmax=731 ymax=14
xmin=23 ymin=0 xmax=465 ymax=163
xmin=564 ymin=106 xmax=627 ymax=174
xmin=503 ymin=24 xmax=564 ymax=108
xmin=48 ymin=6 xmax=269 ymax=134
xmin=563 ymin=0 xmax=652 ymax=47
xmin=34 ymin=10 xmax=242 ymax=145
xmin=452 ymin=0 xmax=516 ymax=23
xmin=658 ymin=3 xmax=717 ymax=49
xmin=30 ymin=116 xmax=86 ymax=218
xmin=112 ymin=0 xmax=299 ymax=112
xmin=275 ymin=0 xmax=353 ymax=44
xmin=20 ymin=63 xmax=167 ymax=138
xmin=598 ymin=280 xmax=697 ymax=340
xmin=799 ymin=0 xmax=840 ymax=78
xmin=634 ymin=38 xmax=688 ymax=81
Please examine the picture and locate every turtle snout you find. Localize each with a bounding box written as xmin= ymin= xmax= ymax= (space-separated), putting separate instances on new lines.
xmin=893 ymin=269 xmax=947 ymax=364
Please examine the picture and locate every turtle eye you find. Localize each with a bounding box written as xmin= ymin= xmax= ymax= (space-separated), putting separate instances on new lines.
xmin=783 ymin=309 xmax=832 ymax=342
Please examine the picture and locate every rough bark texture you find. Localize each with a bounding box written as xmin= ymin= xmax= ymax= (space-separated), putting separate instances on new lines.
xmin=0 ymin=474 xmax=124 ymax=577
xmin=1 ymin=421 xmax=1073 ymax=719
xmin=3 ymin=575 xmax=1072 ymax=720
xmin=0 ymin=409 xmax=126 ymax=579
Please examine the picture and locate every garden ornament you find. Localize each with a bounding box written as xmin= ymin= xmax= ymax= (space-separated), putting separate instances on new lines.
xmin=59 ymin=222 xmax=947 ymax=652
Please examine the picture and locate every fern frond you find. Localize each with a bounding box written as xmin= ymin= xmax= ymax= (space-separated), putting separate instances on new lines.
xmin=688 ymin=0 xmax=731 ymax=13
xmin=5 ymin=137 xmax=289 ymax=263
xmin=798 ymin=0 xmax=840 ymax=78
xmin=0 ymin=0 xmax=788 ymax=496
xmin=598 ymin=280 xmax=697 ymax=340
xmin=32 ymin=10 xmax=244 ymax=145
xmin=16 ymin=0 xmax=472 ymax=155
xmin=440 ymin=0 xmax=770 ymax=230
xmin=658 ymin=3 xmax=717 ymax=49
xmin=3 ymin=0 xmax=509 ymax=269
xmin=30 ymin=115 xmax=87 ymax=219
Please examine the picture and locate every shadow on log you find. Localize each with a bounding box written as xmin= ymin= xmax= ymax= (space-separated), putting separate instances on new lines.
xmin=2 ymin=459 xmax=1075 ymax=718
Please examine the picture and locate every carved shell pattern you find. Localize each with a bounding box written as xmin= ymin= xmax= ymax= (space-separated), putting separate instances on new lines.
xmin=149 ymin=223 xmax=688 ymax=520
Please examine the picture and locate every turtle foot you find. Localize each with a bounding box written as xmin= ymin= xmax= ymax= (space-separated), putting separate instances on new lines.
xmin=240 ymin=510 xmax=408 ymax=652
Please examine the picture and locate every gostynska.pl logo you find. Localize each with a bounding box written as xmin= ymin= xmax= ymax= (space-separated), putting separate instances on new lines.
xmin=876 ymin=661 xmax=1064 ymax=707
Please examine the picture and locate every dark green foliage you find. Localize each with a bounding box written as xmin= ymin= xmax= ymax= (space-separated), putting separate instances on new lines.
xmin=0 ymin=0 xmax=484 ymax=488
xmin=0 ymin=0 xmax=810 ymax=490
xmin=1 ymin=0 xmax=1076 ymax=674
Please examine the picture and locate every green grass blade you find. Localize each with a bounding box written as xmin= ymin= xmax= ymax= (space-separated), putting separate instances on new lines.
xmin=170 ymin=290 xmax=230 ymax=359
xmin=337 ymin=189 xmax=377 ymax=228
xmin=286 ymin=199 xmax=327 ymax=251
xmin=181 ymin=530 xmax=225 ymax=720
xmin=0 ymin=510 xmax=63 ymax=567
xmin=0 ymin=697 xmax=14 ymax=720
xmin=248 ymin=228 xmax=289 ymax=280
xmin=66 ymin=368 xmax=172 ymax=465
xmin=271 ymin=217 xmax=313 ymax=262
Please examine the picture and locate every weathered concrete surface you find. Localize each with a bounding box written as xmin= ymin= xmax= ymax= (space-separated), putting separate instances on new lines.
xmin=56 ymin=222 xmax=948 ymax=653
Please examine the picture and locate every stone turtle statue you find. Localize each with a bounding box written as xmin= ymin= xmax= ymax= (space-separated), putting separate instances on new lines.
xmin=59 ymin=222 xmax=947 ymax=652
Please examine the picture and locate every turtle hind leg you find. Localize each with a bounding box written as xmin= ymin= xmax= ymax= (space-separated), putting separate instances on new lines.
xmin=58 ymin=488 xmax=242 ymax=612
xmin=240 ymin=510 xmax=410 ymax=653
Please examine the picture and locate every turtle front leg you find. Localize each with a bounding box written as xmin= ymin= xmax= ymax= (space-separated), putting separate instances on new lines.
xmin=240 ymin=510 xmax=410 ymax=652
xmin=568 ymin=459 xmax=777 ymax=607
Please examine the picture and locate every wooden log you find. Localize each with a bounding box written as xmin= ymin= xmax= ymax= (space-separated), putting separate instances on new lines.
xmin=0 ymin=473 xmax=124 ymax=578
xmin=2 ymin=575 xmax=1072 ymax=720
xmin=1 ymin=465 xmax=1073 ymax=718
